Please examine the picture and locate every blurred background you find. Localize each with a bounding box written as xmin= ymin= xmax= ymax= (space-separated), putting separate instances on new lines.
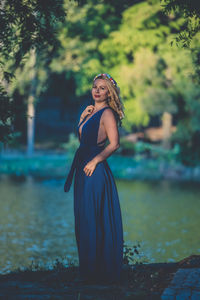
xmin=0 ymin=0 xmax=200 ymax=274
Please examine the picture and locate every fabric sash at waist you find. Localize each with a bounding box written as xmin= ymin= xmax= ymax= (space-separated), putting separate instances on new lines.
xmin=64 ymin=144 xmax=104 ymax=192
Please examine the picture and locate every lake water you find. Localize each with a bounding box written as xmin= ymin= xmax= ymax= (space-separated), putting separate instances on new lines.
xmin=0 ymin=175 xmax=200 ymax=274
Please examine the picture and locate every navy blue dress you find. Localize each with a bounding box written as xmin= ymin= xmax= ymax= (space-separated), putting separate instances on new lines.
xmin=64 ymin=106 xmax=124 ymax=283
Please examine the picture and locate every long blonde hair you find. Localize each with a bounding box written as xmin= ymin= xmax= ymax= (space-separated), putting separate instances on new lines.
xmin=93 ymin=75 xmax=125 ymax=127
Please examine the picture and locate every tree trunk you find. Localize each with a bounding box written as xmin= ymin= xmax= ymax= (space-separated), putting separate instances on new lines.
xmin=27 ymin=48 xmax=36 ymax=156
xmin=27 ymin=94 xmax=35 ymax=156
xmin=162 ymin=112 xmax=172 ymax=149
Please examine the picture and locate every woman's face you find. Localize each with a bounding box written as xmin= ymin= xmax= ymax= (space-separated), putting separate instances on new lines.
xmin=92 ymin=79 xmax=110 ymax=102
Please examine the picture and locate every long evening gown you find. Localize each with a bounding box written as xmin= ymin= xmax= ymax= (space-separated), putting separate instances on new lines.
xmin=64 ymin=106 xmax=124 ymax=284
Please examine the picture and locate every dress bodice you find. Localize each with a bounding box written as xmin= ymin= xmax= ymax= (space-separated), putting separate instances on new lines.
xmin=77 ymin=106 xmax=111 ymax=147
xmin=64 ymin=106 xmax=112 ymax=192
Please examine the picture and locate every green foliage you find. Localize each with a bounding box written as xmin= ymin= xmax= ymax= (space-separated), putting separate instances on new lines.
xmin=123 ymin=241 xmax=148 ymax=265
xmin=0 ymin=85 xmax=13 ymax=142
xmin=12 ymin=255 xmax=77 ymax=273
xmin=117 ymin=137 xmax=136 ymax=156
xmin=1 ymin=0 xmax=66 ymax=69
xmin=97 ymin=0 xmax=200 ymax=164
xmin=99 ymin=1 xmax=193 ymax=130
xmin=170 ymin=81 xmax=200 ymax=165
xmin=0 ymin=0 xmax=67 ymax=142
xmin=117 ymin=138 xmax=180 ymax=162
xmin=50 ymin=0 xmax=126 ymax=96
xmin=2 ymin=0 xmax=200 ymax=166
xmin=60 ymin=133 xmax=79 ymax=158
xmin=162 ymin=0 xmax=200 ymax=47
xmin=134 ymin=141 xmax=180 ymax=162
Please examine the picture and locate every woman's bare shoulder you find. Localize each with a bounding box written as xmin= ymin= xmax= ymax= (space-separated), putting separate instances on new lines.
xmin=102 ymin=107 xmax=117 ymax=121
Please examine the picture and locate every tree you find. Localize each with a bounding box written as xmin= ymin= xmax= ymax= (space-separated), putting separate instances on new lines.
xmin=0 ymin=0 xmax=66 ymax=144
xmin=50 ymin=0 xmax=137 ymax=96
xmin=161 ymin=0 xmax=200 ymax=47
xmin=98 ymin=0 xmax=200 ymax=158
xmin=161 ymin=0 xmax=200 ymax=164
xmin=50 ymin=0 xmax=200 ymax=162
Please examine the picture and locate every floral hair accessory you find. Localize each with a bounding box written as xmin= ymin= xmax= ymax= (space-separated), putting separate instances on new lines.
xmin=93 ymin=73 xmax=117 ymax=87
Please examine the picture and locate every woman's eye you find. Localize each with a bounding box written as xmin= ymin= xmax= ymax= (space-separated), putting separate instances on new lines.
xmin=92 ymin=86 xmax=105 ymax=90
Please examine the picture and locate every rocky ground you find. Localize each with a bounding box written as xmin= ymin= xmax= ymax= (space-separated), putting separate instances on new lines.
xmin=1 ymin=255 xmax=200 ymax=300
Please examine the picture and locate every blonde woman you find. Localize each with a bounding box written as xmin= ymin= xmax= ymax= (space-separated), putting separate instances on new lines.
xmin=64 ymin=73 xmax=125 ymax=284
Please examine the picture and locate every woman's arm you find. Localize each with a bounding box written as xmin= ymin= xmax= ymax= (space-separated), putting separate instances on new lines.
xmin=93 ymin=109 xmax=120 ymax=163
xmin=83 ymin=109 xmax=120 ymax=176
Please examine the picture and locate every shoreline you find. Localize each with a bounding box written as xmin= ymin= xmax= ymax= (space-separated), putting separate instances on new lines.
xmin=0 ymin=255 xmax=200 ymax=299
xmin=1 ymin=152 xmax=200 ymax=182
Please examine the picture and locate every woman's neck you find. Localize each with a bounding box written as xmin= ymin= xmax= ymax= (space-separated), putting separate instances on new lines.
xmin=93 ymin=102 xmax=109 ymax=111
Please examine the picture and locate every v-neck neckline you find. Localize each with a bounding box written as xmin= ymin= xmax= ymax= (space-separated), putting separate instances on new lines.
xmin=78 ymin=106 xmax=109 ymax=139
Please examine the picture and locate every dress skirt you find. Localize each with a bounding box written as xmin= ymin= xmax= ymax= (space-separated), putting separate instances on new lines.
xmin=74 ymin=156 xmax=124 ymax=283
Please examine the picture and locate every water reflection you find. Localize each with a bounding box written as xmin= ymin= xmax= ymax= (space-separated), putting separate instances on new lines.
xmin=0 ymin=175 xmax=200 ymax=274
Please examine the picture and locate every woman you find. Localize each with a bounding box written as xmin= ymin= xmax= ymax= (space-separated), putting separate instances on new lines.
xmin=64 ymin=73 xmax=125 ymax=284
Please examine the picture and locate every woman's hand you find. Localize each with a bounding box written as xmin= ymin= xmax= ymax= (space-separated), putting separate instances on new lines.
xmin=83 ymin=159 xmax=97 ymax=176
xmin=81 ymin=105 xmax=95 ymax=119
